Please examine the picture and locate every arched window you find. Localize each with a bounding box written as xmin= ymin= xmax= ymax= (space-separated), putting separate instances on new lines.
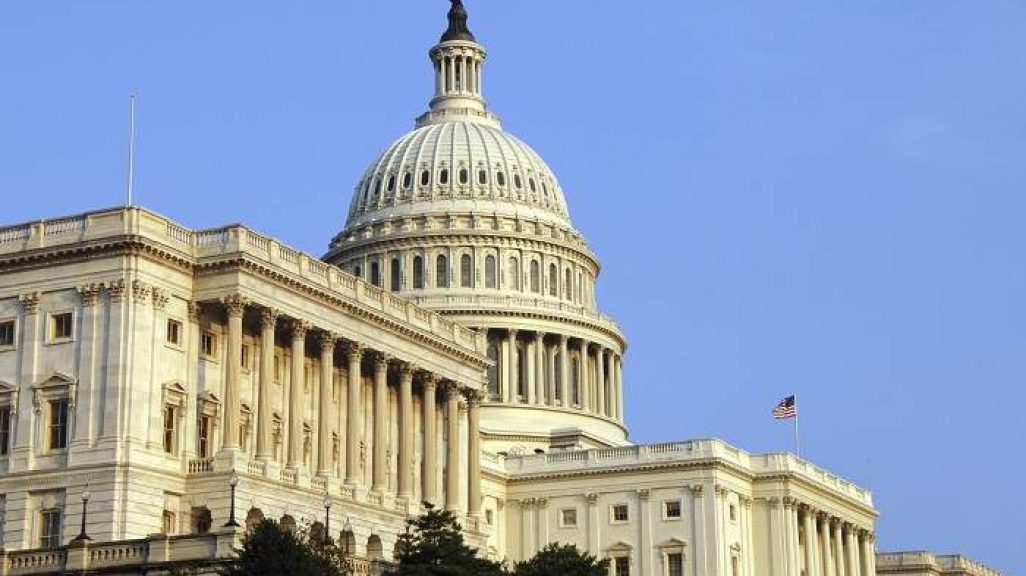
xmin=402 ymin=171 xmax=413 ymax=189
xmin=514 ymin=174 xmax=523 ymax=189
xmin=390 ymin=258 xmax=401 ymax=292
xmin=564 ymin=269 xmax=572 ymax=300
xmin=353 ymin=265 xmax=362 ymax=279
xmin=530 ymin=260 xmax=541 ymax=293
xmin=517 ymin=344 xmax=528 ymax=398
xmin=485 ymin=255 xmax=497 ymax=288
xmin=367 ymin=535 xmax=384 ymax=560
xmin=549 ymin=263 xmax=558 ymax=296
xmin=420 ymin=170 xmax=430 ymax=186
xmin=508 ymin=257 xmax=520 ymax=291
xmin=486 ymin=344 xmax=500 ymax=398
xmin=577 ymin=271 xmax=584 ymax=303
xmin=439 ymin=168 xmax=450 ymax=185
xmin=386 ymin=175 xmax=395 ymax=192
xmin=413 ymin=256 xmax=424 ymax=289
xmin=542 ymin=183 xmax=550 ymax=198
xmin=245 ymin=508 xmax=264 ymax=532
xmin=497 ymin=172 xmax=506 ymax=187
xmin=340 ymin=529 xmax=356 ymax=556
xmin=436 ymin=255 xmax=449 ymax=288
xmin=370 ymin=261 xmax=381 ymax=287
xmin=478 ymin=170 xmax=488 ymax=185
xmin=460 ymin=254 xmax=473 ymax=288
xmin=279 ymin=514 xmax=297 ymax=533
xmin=529 ymin=178 xmax=537 ymax=193
xmin=459 ymin=168 xmax=469 ymax=185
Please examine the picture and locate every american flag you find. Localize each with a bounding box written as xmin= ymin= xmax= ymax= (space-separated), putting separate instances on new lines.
xmin=772 ymin=395 xmax=797 ymax=420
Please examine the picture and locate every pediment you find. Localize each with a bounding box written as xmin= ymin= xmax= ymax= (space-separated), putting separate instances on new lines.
xmin=34 ymin=372 xmax=77 ymax=389
xmin=659 ymin=538 xmax=687 ymax=548
xmin=608 ymin=541 xmax=633 ymax=553
xmin=0 ymin=380 xmax=16 ymax=393
xmin=198 ymin=391 xmax=221 ymax=405
xmin=163 ymin=381 xmax=188 ymax=396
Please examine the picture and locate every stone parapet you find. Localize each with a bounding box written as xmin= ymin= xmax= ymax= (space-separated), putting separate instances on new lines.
xmin=877 ymin=551 xmax=1007 ymax=576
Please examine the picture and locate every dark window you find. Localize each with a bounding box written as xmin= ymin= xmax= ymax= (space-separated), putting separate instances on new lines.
xmin=669 ymin=554 xmax=684 ymax=576
xmin=460 ymin=254 xmax=474 ymax=288
xmin=543 ymin=183 xmax=550 ymax=197
xmin=51 ymin=312 xmax=73 ymax=340
xmin=370 ymin=262 xmax=381 ymax=287
xmin=486 ymin=345 xmax=500 ymax=398
xmin=439 ymin=169 xmax=450 ymax=185
xmin=478 ymin=170 xmax=488 ymax=185
xmin=665 ymin=500 xmax=682 ymax=519
xmin=386 ymin=175 xmax=395 ymax=192
xmin=530 ymin=260 xmax=541 ymax=293
xmin=49 ymin=399 xmax=69 ymax=450
xmin=192 ymin=507 xmax=212 ymax=534
xmin=614 ymin=557 xmax=630 ymax=576
xmin=514 ymin=174 xmax=523 ymax=189
xmin=549 ymin=264 xmax=558 ymax=296
xmin=529 ymin=178 xmax=537 ymax=192
xmin=570 ymin=358 xmax=580 ymax=405
xmin=497 ymin=172 xmax=506 ymax=187
xmin=402 ymin=172 xmax=413 ymax=189
xmin=198 ymin=416 xmax=212 ymax=458
xmin=163 ymin=510 xmax=176 ymax=534
xmin=413 ymin=256 xmax=425 ymax=289
xmin=508 ymin=257 xmax=520 ymax=290
xmin=485 ymin=255 xmax=497 ymax=288
xmin=353 ymin=265 xmax=362 ymax=278
xmin=564 ymin=269 xmax=573 ymax=300
xmin=163 ymin=406 xmax=176 ymax=454
xmin=40 ymin=509 xmax=62 ymax=549
xmin=436 ymin=255 xmax=449 ymax=288
xmin=459 ymin=168 xmax=469 ymax=185
xmin=0 ymin=320 xmax=14 ymax=347
xmin=166 ymin=319 xmax=182 ymax=346
xmin=0 ymin=406 xmax=11 ymax=455
xmin=420 ymin=170 xmax=430 ymax=186
xmin=201 ymin=333 xmax=217 ymax=357
xmin=390 ymin=258 xmax=402 ymax=292
xmin=612 ymin=504 xmax=629 ymax=522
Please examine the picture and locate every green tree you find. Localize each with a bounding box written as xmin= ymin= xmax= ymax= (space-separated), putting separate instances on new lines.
xmin=391 ymin=503 xmax=506 ymax=576
xmin=221 ymin=518 xmax=349 ymax=576
xmin=514 ymin=543 xmax=609 ymax=576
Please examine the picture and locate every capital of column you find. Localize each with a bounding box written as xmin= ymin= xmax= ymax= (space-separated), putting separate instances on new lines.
xmin=829 ymin=516 xmax=842 ymax=529
xmin=318 ymin=331 xmax=340 ymax=351
xmin=77 ymin=284 xmax=103 ymax=307
xmin=463 ymin=387 xmax=486 ymax=406
xmin=18 ymin=291 xmax=41 ymax=314
xmin=586 ymin=493 xmax=599 ymax=505
xmin=398 ymin=361 xmax=416 ymax=377
xmin=188 ymin=301 xmax=204 ymax=321
xmin=260 ymin=308 xmax=281 ymax=329
xmin=372 ymin=351 xmax=392 ymax=371
xmin=344 ymin=341 xmax=364 ymax=361
xmin=715 ymin=485 xmax=730 ymax=499
xmin=637 ymin=488 xmax=651 ymax=501
xmin=535 ymin=331 xmax=545 ymax=342
xmin=508 ymin=329 xmax=518 ymax=339
xmin=221 ymin=294 xmax=249 ymax=317
xmin=817 ymin=511 xmax=830 ymax=522
xmin=419 ymin=371 xmax=440 ymax=391
xmin=288 ymin=319 xmax=311 ymax=340
xmin=441 ymin=381 xmax=462 ymax=398
xmin=690 ymin=485 xmax=705 ymax=498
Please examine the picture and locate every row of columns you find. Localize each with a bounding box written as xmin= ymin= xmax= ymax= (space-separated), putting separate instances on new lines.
xmin=217 ymin=295 xmax=483 ymax=515
xmin=434 ymin=49 xmax=484 ymax=98
xmin=777 ymin=497 xmax=876 ymax=576
xmin=494 ymin=329 xmax=623 ymax=421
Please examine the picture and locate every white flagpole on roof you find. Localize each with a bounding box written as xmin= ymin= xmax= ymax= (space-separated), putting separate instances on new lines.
xmin=793 ymin=394 xmax=801 ymax=458
xmin=126 ymin=94 xmax=136 ymax=207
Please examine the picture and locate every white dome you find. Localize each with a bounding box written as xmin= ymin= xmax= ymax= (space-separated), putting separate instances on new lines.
xmin=345 ymin=121 xmax=572 ymax=229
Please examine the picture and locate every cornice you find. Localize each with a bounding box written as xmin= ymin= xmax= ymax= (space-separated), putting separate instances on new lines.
xmin=442 ymin=308 xmax=627 ymax=350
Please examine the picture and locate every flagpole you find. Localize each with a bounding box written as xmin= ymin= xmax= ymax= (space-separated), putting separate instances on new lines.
xmin=793 ymin=394 xmax=801 ymax=458
xmin=126 ymin=94 xmax=136 ymax=207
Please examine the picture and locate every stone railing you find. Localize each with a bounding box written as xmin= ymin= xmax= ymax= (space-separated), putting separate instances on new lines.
xmin=877 ymin=551 xmax=1007 ymax=576
xmin=0 ymin=532 xmax=390 ymax=576
xmin=503 ymin=439 xmax=874 ymax=507
xmin=188 ymin=457 xmax=214 ymax=474
xmin=410 ymin=294 xmax=623 ymax=338
xmin=0 ymin=207 xmax=487 ymax=358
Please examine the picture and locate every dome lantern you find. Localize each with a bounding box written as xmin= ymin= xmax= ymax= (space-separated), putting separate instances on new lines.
xmin=418 ymin=0 xmax=500 ymax=129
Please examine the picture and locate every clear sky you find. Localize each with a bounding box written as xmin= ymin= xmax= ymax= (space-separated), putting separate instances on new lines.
xmin=1 ymin=1 xmax=1023 ymax=571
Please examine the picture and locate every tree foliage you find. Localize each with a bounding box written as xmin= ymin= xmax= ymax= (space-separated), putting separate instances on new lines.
xmin=513 ymin=543 xmax=610 ymax=576
xmin=221 ymin=518 xmax=350 ymax=576
xmin=391 ymin=503 xmax=505 ymax=576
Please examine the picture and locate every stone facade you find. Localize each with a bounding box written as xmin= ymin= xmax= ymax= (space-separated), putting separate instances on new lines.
xmin=876 ymin=552 xmax=1006 ymax=576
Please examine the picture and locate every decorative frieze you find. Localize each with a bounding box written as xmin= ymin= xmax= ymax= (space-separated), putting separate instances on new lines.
xmin=77 ymin=284 xmax=103 ymax=307
xmin=18 ymin=292 xmax=41 ymax=314
xmin=107 ymin=279 xmax=127 ymax=302
xmin=131 ymin=279 xmax=152 ymax=304
xmin=151 ymin=287 xmax=170 ymax=310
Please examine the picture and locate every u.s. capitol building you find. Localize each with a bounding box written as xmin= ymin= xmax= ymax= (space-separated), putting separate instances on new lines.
xmin=0 ymin=2 xmax=1003 ymax=575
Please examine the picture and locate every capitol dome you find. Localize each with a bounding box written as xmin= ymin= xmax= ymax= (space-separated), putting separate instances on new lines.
xmin=345 ymin=122 xmax=572 ymax=230
xmin=325 ymin=0 xmax=628 ymax=451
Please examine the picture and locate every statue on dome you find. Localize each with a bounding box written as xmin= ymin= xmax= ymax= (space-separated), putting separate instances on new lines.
xmin=442 ymin=0 xmax=476 ymax=42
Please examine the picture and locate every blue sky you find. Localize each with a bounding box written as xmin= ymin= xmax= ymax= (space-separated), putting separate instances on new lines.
xmin=1 ymin=1 xmax=1023 ymax=571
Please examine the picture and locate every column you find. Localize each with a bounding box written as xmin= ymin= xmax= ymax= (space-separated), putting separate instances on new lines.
xmin=397 ymin=363 xmax=415 ymax=499
xmin=803 ymin=507 xmax=821 ymax=576
xmin=500 ymin=331 xmax=511 ymax=403
xmin=558 ymin=336 xmax=569 ymax=406
xmin=845 ymin=525 xmax=862 ymax=576
xmin=534 ymin=333 xmax=546 ymax=404
xmin=605 ymin=352 xmax=615 ymax=417
xmin=317 ymin=332 xmax=337 ymax=477
xmin=372 ymin=352 xmax=390 ymax=492
xmin=595 ymin=346 xmax=606 ymax=416
xmin=577 ymin=341 xmax=589 ymax=410
xmin=781 ymin=499 xmax=796 ymax=576
xmin=820 ymin=514 xmax=834 ymax=576
xmin=221 ymin=295 xmax=247 ymax=450
xmin=547 ymin=343 xmax=557 ymax=406
xmin=286 ymin=321 xmax=309 ymax=470
xmin=526 ymin=335 xmax=537 ymax=405
xmin=615 ymin=355 xmax=624 ymax=421
xmin=255 ymin=309 xmax=278 ymax=460
xmin=860 ymin=532 xmax=876 ymax=576
xmin=508 ymin=330 xmax=519 ymax=402
xmin=421 ymin=374 xmax=439 ymax=504
xmin=833 ymin=519 xmax=846 ymax=576
xmin=444 ymin=383 xmax=461 ymax=512
xmin=344 ymin=343 xmax=363 ymax=485
xmin=467 ymin=390 xmax=482 ymax=516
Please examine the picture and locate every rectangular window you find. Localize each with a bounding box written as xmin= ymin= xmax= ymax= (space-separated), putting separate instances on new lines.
xmin=560 ymin=508 xmax=578 ymax=528
xmin=274 ymin=355 xmax=282 ymax=382
xmin=0 ymin=320 xmax=15 ymax=347
xmin=729 ymin=504 xmax=737 ymax=522
xmin=241 ymin=344 xmax=250 ymax=369
xmin=162 ymin=510 xmax=176 ymax=534
xmin=166 ymin=319 xmax=182 ymax=346
xmin=664 ymin=500 xmax=682 ymax=519
xmin=731 ymin=556 xmax=740 ymax=576
xmin=51 ymin=312 xmax=73 ymax=341
xmin=49 ymin=399 xmax=69 ymax=450
xmin=40 ymin=509 xmax=62 ymax=549
xmin=612 ymin=504 xmax=629 ymax=523
xmin=0 ymin=406 xmax=10 ymax=455
xmin=614 ymin=557 xmax=630 ymax=576
xmin=198 ymin=416 xmax=212 ymax=458
xmin=201 ymin=332 xmax=217 ymax=357
xmin=163 ymin=406 xmax=177 ymax=454
xmin=485 ymin=509 xmax=494 ymax=525
xmin=667 ymin=554 xmax=684 ymax=576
